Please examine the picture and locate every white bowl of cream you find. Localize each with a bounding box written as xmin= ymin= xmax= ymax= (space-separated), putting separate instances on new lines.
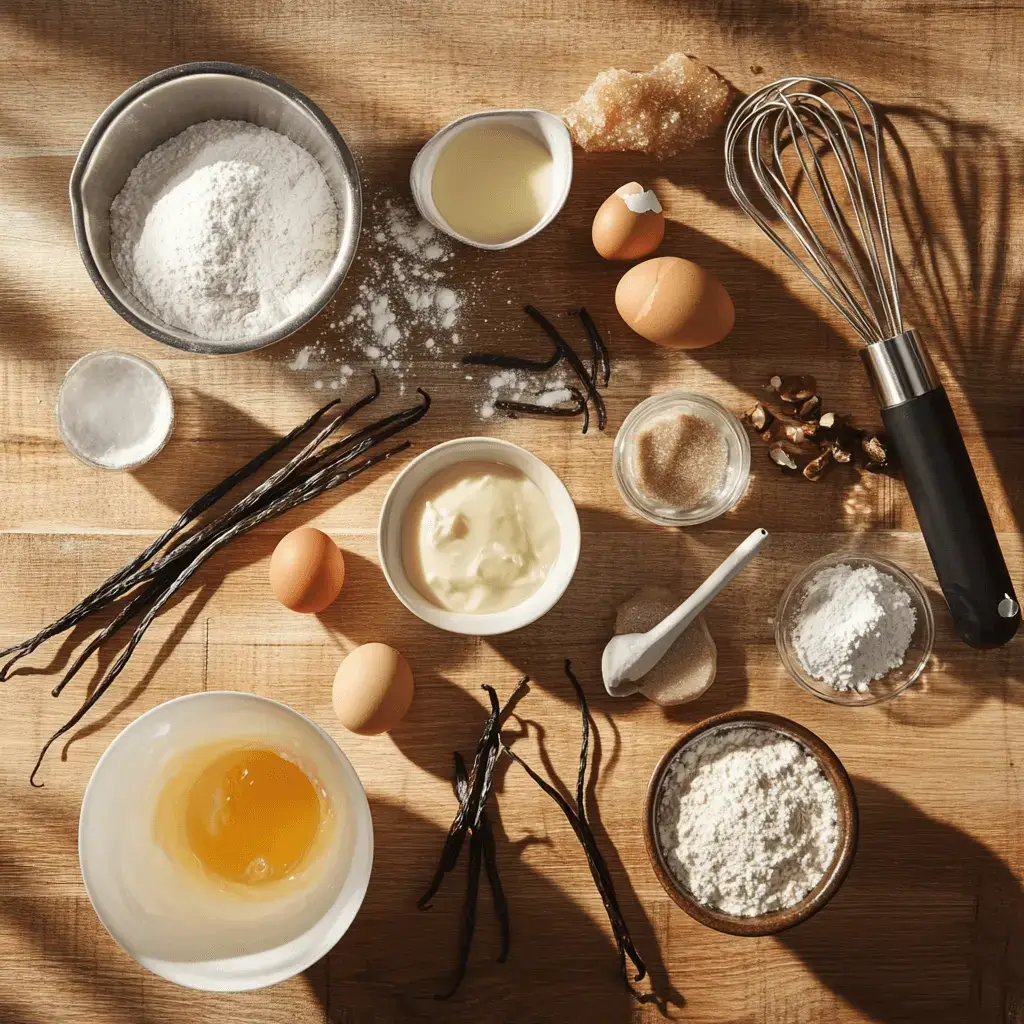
xmin=378 ymin=437 xmax=581 ymax=635
xmin=409 ymin=109 xmax=573 ymax=250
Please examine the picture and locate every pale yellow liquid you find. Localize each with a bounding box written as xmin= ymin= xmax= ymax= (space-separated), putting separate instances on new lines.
xmin=155 ymin=745 xmax=323 ymax=887
xmin=431 ymin=123 xmax=553 ymax=244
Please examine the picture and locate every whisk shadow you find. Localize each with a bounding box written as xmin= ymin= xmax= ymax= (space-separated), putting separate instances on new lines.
xmin=879 ymin=103 xmax=1024 ymax=532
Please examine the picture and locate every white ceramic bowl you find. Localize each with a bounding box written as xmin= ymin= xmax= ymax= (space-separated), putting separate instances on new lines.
xmin=79 ymin=692 xmax=373 ymax=991
xmin=378 ymin=437 xmax=581 ymax=635
xmin=409 ymin=108 xmax=573 ymax=250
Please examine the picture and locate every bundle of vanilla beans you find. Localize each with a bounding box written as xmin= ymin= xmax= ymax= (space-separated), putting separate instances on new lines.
xmin=3 ymin=375 xmax=429 ymax=785
xmin=421 ymin=663 xmax=647 ymax=998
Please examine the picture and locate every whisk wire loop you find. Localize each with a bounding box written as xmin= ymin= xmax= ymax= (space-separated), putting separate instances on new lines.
xmin=725 ymin=76 xmax=904 ymax=344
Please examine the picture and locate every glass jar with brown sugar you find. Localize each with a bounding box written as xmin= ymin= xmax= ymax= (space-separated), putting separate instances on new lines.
xmin=613 ymin=390 xmax=750 ymax=526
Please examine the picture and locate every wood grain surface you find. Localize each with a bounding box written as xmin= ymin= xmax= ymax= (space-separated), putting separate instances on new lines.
xmin=2 ymin=2 xmax=1023 ymax=1022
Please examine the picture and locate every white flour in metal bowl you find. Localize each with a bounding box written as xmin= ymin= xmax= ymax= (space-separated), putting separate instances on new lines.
xmin=656 ymin=726 xmax=839 ymax=916
xmin=111 ymin=120 xmax=339 ymax=344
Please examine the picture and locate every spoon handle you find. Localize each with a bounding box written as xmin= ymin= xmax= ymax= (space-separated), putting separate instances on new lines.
xmin=644 ymin=529 xmax=769 ymax=653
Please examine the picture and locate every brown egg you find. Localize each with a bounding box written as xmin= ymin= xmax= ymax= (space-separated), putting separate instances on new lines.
xmin=614 ymin=256 xmax=734 ymax=349
xmin=591 ymin=182 xmax=665 ymax=260
xmin=268 ymin=526 xmax=345 ymax=613
xmin=332 ymin=643 xmax=414 ymax=735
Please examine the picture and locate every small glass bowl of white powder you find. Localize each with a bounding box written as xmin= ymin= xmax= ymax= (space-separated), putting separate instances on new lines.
xmin=776 ymin=552 xmax=935 ymax=707
xmin=57 ymin=351 xmax=174 ymax=471
xmin=645 ymin=712 xmax=857 ymax=936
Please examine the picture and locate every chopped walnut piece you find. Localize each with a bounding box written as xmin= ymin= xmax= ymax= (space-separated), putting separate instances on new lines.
xmin=797 ymin=395 xmax=821 ymax=421
xmin=746 ymin=402 xmax=774 ymax=431
xmin=769 ymin=444 xmax=798 ymax=470
xmin=803 ymin=449 xmax=834 ymax=481
xmin=778 ymin=375 xmax=817 ymax=403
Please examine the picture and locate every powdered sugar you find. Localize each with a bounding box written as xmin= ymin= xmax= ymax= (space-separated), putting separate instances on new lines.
xmin=478 ymin=368 xmax=570 ymax=419
xmin=657 ymin=726 xmax=839 ymax=916
xmin=335 ymin=201 xmax=465 ymax=372
xmin=285 ymin=197 xmax=476 ymax=384
xmin=111 ymin=120 xmax=338 ymax=343
xmin=791 ymin=563 xmax=916 ymax=692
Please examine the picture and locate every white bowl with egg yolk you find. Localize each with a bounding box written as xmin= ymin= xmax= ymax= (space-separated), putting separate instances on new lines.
xmin=78 ymin=691 xmax=373 ymax=991
xmin=378 ymin=437 xmax=581 ymax=635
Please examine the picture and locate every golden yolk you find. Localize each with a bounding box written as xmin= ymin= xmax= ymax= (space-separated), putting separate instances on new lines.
xmin=183 ymin=748 xmax=321 ymax=885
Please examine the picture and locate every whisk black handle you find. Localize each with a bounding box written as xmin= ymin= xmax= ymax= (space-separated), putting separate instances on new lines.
xmin=882 ymin=388 xmax=1019 ymax=647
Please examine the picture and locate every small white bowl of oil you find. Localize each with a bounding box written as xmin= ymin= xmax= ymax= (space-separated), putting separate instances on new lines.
xmin=78 ymin=691 xmax=373 ymax=991
xmin=410 ymin=108 xmax=573 ymax=250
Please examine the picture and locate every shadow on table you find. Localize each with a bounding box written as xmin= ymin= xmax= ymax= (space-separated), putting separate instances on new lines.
xmin=879 ymin=103 xmax=1024 ymax=534
xmin=6 ymin=387 xmax=418 ymax=780
xmin=303 ymin=796 xmax=675 ymax=1023
xmin=780 ymin=776 xmax=1024 ymax=1023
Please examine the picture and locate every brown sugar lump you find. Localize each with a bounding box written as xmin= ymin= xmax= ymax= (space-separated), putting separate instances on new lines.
xmin=563 ymin=53 xmax=732 ymax=159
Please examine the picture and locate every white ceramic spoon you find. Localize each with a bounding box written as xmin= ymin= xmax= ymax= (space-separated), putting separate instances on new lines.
xmin=602 ymin=528 xmax=769 ymax=696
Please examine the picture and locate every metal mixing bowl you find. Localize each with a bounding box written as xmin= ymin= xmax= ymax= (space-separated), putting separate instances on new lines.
xmin=69 ymin=61 xmax=361 ymax=355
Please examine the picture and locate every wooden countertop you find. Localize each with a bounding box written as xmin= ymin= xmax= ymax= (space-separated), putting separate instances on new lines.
xmin=2 ymin=2 xmax=1023 ymax=1021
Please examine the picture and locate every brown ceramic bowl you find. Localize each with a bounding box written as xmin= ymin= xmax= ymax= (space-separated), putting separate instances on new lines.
xmin=644 ymin=710 xmax=858 ymax=936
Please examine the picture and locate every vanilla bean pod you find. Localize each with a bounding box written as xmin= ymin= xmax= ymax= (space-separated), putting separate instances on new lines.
xmin=570 ymin=307 xmax=611 ymax=387
xmin=21 ymin=389 xmax=425 ymax=700
xmin=501 ymin=661 xmax=646 ymax=991
xmin=461 ymin=334 xmax=561 ymax=372
xmin=562 ymin=663 xmax=643 ymax=982
xmin=46 ymin=392 xmax=430 ymax=701
xmin=0 ymin=380 xmax=383 ymax=680
xmin=457 ymin=750 xmax=510 ymax=964
xmin=523 ymin=305 xmax=606 ymax=430
xmin=0 ymin=395 xmax=352 ymax=677
xmin=30 ymin=440 xmax=412 ymax=786
xmin=48 ymin=420 xmax=406 ymax=700
xmin=27 ymin=390 xmax=429 ymax=784
xmin=462 ymin=307 xmax=609 ymax=432
xmin=47 ymin=423 xmax=396 ymax=700
xmin=420 ymin=681 xmax=523 ymax=908
xmin=437 ymin=802 xmax=483 ymax=1001
xmin=138 ymin=391 xmax=428 ymax=588
xmin=422 ymin=680 xmax=527 ymax=995
xmin=438 ymin=751 xmax=508 ymax=1001
xmin=494 ymin=385 xmax=590 ymax=434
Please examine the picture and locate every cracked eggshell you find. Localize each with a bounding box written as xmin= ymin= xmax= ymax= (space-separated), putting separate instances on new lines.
xmin=591 ymin=182 xmax=665 ymax=260
xmin=615 ymin=256 xmax=734 ymax=349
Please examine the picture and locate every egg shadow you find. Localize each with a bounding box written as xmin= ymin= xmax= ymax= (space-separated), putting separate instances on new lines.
xmin=317 ymin=548 xmax=498 ymax=782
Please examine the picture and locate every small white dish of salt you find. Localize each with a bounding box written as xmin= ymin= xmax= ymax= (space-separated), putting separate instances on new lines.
xmin=57 ymin=350 xmax=174 ymax=471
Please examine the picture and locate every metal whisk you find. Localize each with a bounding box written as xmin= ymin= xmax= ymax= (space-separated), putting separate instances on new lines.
xmin=725 ymin=77 xmax=1019 ymax=648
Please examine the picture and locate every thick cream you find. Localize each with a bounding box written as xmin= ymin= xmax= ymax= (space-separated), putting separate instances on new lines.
xmin=402 ymin=461 xmax=560 ymax=614
xmin=430 ymin=123 xmax=553 ymax=245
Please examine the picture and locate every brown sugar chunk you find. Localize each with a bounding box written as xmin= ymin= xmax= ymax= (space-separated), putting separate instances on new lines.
xmin=563 ymin=53 xmax=732 ymax=159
